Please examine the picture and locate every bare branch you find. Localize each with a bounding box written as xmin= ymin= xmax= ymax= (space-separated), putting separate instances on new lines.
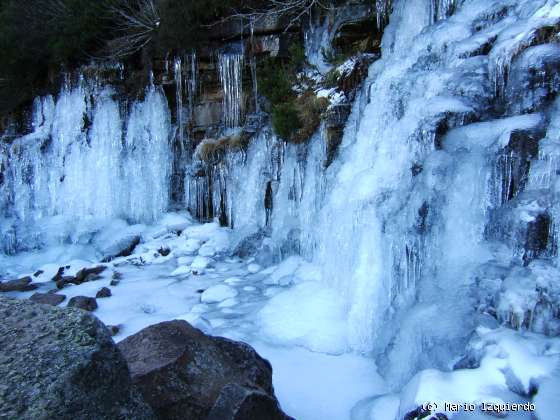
xmin=205 ymin=0 xmax=334 ymax=32
xmin=102 ymin=0 xmax=160 ymax=59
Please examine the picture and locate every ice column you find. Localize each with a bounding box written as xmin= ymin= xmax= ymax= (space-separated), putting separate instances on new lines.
xmin=218 ymin=53 xmax=244 ymax=128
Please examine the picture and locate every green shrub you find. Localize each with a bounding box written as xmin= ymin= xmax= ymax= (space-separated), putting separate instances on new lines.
xmin=324 ymin=68 xmax=341 ymax=88
xmin=258 ymin=57 xmax=294 ymax=104
xmin=292 ymin=92 xmax=329 ymax=143
xmin=288 ymin=43 xmax=306 ymax=70
xmin=321 ymin=47 xmax=348 ymax=66
xmin=272 ymin=102 xmax=301 ymax=140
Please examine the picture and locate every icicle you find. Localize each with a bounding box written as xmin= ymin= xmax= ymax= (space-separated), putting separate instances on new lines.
xmin=186 ymin=52 xmax=198 ymax=120
xmin=249 ymin=18 xmax=260 ymax=114
xmin=174 ymin=56 xmax=185 ymax=151
xmin=218 ymin=53 xmax=244 ymax=129
xmin=375 ymin=0 xmax=393 ymax=29
xmin=430 ymin=0 xmax=456 ymax=24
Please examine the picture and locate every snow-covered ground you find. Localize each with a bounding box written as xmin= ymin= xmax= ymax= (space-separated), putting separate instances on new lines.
xmin=2 ymin=212 xmax=559 ymax=420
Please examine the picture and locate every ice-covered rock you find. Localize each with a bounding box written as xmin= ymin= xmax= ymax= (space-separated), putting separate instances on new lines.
xmin=94 ymin=221 xmax=145 ymax=262
xmin=198 ymin=243 xmax=216 ymax=257
xmin=191 ymin=256 xmax=214 ymax=271
xmin=247 ymin=263 xmax=261 ymax=274
xmin=201 ymin=285 xmax=238 ymax=304
xmin=224 ymin=277 xmax=243 ymax=285
xmin=263 ymin=256 xmax=302 ymax=286
xmin=177 ymin=256 xmax=195 ymax=265
xmin=158 ymin=212 xmax=193 ymax=232
xmin=171 ymin=265 xmax=191 ymax=276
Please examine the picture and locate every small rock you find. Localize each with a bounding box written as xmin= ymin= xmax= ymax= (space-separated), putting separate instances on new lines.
xmin=158 ymin=247 xmax=171 ymax=257
xmin=68 ymin=296 xmax=98 ymax=312
xmin=108 ymin=325 xmax=121 ymax=336
xmin=33 ymin=270 xmax=44 ymax=277
xmin=248 ymin=263 xmax=262 ymax=274
xmin=75 ymin=266 xmax=107 ymax=283
xmin=29 ymin=292 xmax=66 ymax=306
xmin=110 ymin=279 xmax=121 ymax=286
xmin=0 ymin=277 xmax=38 ymax=293
xmin=56 ymin=276 xmax=78 ymax=289
xmin=96 ymin=287 xmax=112 ymax=299
xmin=51 ymin=266 xmax=66 ymax=282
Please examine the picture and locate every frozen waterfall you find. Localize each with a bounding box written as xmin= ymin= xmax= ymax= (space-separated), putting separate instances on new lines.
xmin=2 ymin=0 xmax=560 ymax=417
xmin=1 ymin=78 xmax=172 ymax=254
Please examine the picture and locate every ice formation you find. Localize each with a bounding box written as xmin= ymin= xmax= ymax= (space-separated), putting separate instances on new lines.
xmin=2 ymin=0 xmax=560 ymax=419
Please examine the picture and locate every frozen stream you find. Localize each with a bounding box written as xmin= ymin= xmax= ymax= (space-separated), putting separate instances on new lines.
xmin=1 ymin=214 xmax=388 ymax=420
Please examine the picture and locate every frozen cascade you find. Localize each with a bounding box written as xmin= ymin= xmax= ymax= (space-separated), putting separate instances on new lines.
xmin=182 ymin=0 xmax=560 ymax=389
xmin=2 ymin=0 xmax=560 ymax=416
xmin=1 ymin=79 xmax=172 ymax=253
xmin=218 ymin=53 xmax=244 ymax=128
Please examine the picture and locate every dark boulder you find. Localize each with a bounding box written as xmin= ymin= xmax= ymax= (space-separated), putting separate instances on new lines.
xmin=29 ymin=292 xmax=66 ymax=306
xmin=56 ymin=276 xmax=78 ymax=289
xmin=56 ymin=266 xmax=107 ymax=289
xmin=0 ymin=297 xmax=154 ymax=420
xmin=75 ymin=265 xmax=107 ymax=283
xmin=96 ymin=287 xmax=112 ymax=299
xmin=207 ymin=383 xmax=292 ymax=420
xmin=68 ymin=296 xmax=98 ymax=312
xmin=0 ymin=277 xmax=38 ymax=293
xmin=118 ymin=320 xmax=291 ymax=420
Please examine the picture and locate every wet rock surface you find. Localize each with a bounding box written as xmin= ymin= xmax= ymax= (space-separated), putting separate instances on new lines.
xmin=29 ymin=292 xmax=66 ymax=306
xmin=0 ymin=277 xmax=38 ymax=293
xmin=68 ymin=295 xmax=98 ymax=312
xmin=0 ymin=297 xmax=154 ymax=420
xmin=118 ymin=320 xmax=290 ymax=420
xmin=96 ymin=287 xmax=112 ymax=299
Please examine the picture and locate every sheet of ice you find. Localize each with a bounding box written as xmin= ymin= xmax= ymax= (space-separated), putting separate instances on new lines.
xmin=264 ymin=256 xmax=303 ymax=286
xmin=258 ymin=282 xmax=349 ymax=354
xmin=249 ymin=342 xmax=388 ymax=420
